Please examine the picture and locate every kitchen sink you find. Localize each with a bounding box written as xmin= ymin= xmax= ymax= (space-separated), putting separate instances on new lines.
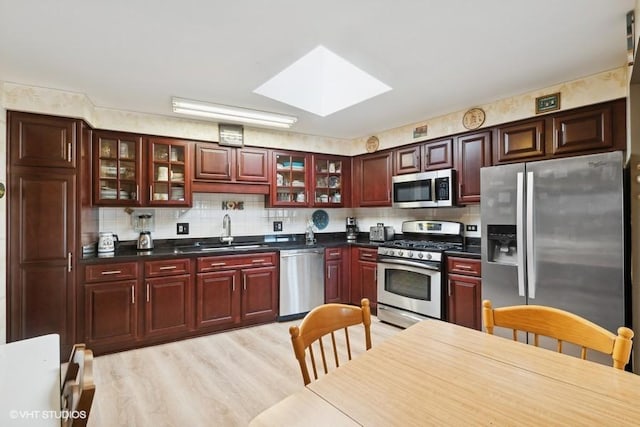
xmin=172 ymin=243 xmax=270 ymax=254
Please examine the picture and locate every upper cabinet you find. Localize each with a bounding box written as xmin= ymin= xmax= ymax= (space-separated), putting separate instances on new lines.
xmin=394 ymin=138 xmax=453 ymax=175
xmin=194 ymin=143 xmax=269 ymax=183
xmin=10 ymin=112 xmax=78 ymax=169
xmin=494 ymin=118 xmax=546 ymax=164
xmin=312 ymin=155 xmax=350 ymax=207
xmin=394 ymin=145 xmax=421 ymax=175
xmin=552 ymin=102 xmax=619 ymax=155
xmin=270 ymin=151 xmax=312 ymax=206
xmin=93 ymin=130 xmax=144 ymax=206
xmin=353 ymin=151 xmax=392 ymax=207
xmin=455 ymin=131 xmax=492 ymax=205
xmin=147 ymin=137 xmax=192 ymax=207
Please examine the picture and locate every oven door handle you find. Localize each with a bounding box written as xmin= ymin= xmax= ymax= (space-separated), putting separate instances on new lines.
xmin=377 ymin=257 xmax=440 ymax=271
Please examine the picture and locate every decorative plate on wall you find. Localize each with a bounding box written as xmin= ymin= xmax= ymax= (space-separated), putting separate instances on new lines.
xmin=312 ymin=209 xmax=329 ymax=230
xmin=365 ymin=136 xmax=380 ymax=153
xmin=462 ymin=108 xmax=486 ymax=130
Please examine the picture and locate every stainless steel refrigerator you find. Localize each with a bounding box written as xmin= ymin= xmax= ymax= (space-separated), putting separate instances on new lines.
xmin=480 ymin=151 xmax=628 ymax=344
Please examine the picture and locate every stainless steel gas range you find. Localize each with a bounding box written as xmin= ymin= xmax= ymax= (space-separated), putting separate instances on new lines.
xmin=377 ymin=220 xmax=464 ymax=328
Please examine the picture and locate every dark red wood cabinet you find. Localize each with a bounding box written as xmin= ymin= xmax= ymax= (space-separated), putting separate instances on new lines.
xmin=455 ymin=131 xmax=492 ymax=205
xmin=353 ymin=151 xmax=392 ymax=207
xmin=325 ymin=247 xmax=349 ymax=303
xmin=446 ymin=257 xmax=482 ymax=330
xmin=350 ymin=247 xmax=378 ymax=313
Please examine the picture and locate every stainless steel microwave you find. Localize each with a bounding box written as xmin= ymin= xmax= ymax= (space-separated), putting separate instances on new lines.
xmin=392 ymin=169 xmax=456 ymax=208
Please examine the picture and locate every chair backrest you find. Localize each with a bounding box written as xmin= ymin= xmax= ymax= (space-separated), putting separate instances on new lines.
xmin=482 ymin=299 xmax=634 ymax=369
xmin=289 ymin=298 xmax=372 ymax=385
xmin=61 ymin=344 xmax=96 ymax=427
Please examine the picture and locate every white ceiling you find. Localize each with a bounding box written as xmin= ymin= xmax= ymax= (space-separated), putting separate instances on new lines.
xmin=0 ymin=0 xmax=634 ymax=140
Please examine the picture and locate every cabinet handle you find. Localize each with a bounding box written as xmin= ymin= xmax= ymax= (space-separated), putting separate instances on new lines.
xmin=131 ymin=285 xmax=135 ymax=304
xmin=362 ymin=253 xmax=373 ymax=258
xmin=146 ymin=283 xmax=150 ymax=302
xmin=101 ymin=270 xmax=122 ymax=275
xmin=136 ymin=185 xmax=139 ymax=201
xmin=455 ymin=264 xmax=473 ymax=270
xmin=448 ymin=281 xmax=452 ymax=296
xmin=149 ymin=185 xmax=153 ymax=200
xmin=243 ymin=273 xmax=247 ymax=291
xmin=329 ymin=251 xmax=340 ymax=256
xmin=67 ymin=143 xmax=72 ymax=162
xmin=232 ymin=276 xmax=236 ymax=292
xmin=374 ymin=269 xmax=377 ymax=282
xmin=159 ymin=265 xmax=177 ymax=270
xmin=327 ymin=267 xmax=331 ymax=279
xmin=67 ymin=252 xmax=72 ymax=272
xmin=210 ymin=262 xmax=226 ymax=267
xmin=251 ymin=259 xmax=266 ymax=263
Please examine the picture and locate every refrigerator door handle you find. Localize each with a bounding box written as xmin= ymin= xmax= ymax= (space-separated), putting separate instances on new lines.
xmin=516 ymin=172 xmax=526 ymax=297
xmin=526 ymin=171 xmax=536 ymax=299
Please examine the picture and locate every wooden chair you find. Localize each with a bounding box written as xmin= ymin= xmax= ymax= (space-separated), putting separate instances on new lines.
xmin=61 ymin=344 xmax=96 ymax=427
xmin=482 ymin=299 xmax=634 ymax=369
xmin=290 ymin=298 xmax=372 ymax=385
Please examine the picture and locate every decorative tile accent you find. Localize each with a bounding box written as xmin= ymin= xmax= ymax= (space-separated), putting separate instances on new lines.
xmin=222 ymin=201 xmax=244 ymax=210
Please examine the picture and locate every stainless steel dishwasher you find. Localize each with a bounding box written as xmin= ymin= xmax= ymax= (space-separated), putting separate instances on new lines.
xmin=279 ymin=248 xmax=325 ymax=320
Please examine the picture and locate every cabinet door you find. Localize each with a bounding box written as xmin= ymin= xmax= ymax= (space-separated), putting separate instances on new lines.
xmin=144 ymin=274 xmax=192 ymax=338
xmin=394 ymin=145 xmax=421 ymax=175
xmin=271 ymin=151 xmax=311 ymax=206
xmin=360 ymin=261 xmax=378 ymax=313
xmin=9 ymin=111 xmax=77 ymax=168
xmin=84 ymin=280 xmax=138 ymax=346
xmin=241 ymin=266 xmax=278 ymax=324
xmin=237 ymin=147 xmax=269 ymax=182
xmin=196 ymin=270 xmax=240 ymax=329
xmin=325 ymin=259 xmax=342 ymax=303
xmin=148 ymin=137 xmax=192 ymax=206
xmin=93 ymin=130 xmax=144 ymax=205
xmin=8 ymin=170 xmax=76 ymax=349
xmin=423 ymin=138 xmax=453 ymax=170
xmin=313 ymin=155 xmax=347 ymax=206
xmin=456 ymin=131 xmax=492 ymax=205
xmin=447 ymin=274 xmax=482 ymax=330
xmin=495 ymin=119 xmax=545 ymax=163
xmin=552 ymin=105 xmax=613 ymax=155
xmin=195 ymin=143 xmax=233 ymax=180
xmin=355 ymin=152 xmax=392 ymax=207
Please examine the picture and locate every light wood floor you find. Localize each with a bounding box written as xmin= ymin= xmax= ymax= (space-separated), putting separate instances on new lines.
xmin=87 ymin=318 xmax=401 ymax=427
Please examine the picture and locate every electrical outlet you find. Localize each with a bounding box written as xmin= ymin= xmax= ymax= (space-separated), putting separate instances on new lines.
xmin=177 ymin=223 xmax=189 ymax=235
xmin=273 ymin=221 xmax=283 ymax=232
xmin=466 ymin=224 xmax=478 ymax=232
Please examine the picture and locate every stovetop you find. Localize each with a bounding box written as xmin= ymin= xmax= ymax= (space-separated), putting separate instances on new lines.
xmin=384 ymin=239 xmax=463 ymax=252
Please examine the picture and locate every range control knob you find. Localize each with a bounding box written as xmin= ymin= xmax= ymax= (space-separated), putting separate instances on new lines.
xmin=408 ymin=251 xmax=414 ymax=258
xmin=426 ymin=253 xmax=433 ymax=260
xmin=417 ymin=252 xmax=424 ymax=259
xmin=386 ymin=250 xmax=394 ymax=257
xmin=398 ymin=250 xmax=404 ymax=256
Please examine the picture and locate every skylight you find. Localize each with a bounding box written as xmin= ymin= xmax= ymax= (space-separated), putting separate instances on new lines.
xmin=254 ymin=45 xmax=391 ymax=117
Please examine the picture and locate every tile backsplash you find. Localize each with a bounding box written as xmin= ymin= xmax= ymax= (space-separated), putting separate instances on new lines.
xmin=99 ymin=193 xmax=481 ymax=242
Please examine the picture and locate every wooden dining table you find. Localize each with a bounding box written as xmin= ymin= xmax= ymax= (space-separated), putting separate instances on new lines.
xmin=251 ymin=319 xmax=640 ymax=426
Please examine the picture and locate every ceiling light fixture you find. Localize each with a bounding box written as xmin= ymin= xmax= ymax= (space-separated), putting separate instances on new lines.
xmin=171 ymin=97 xmax=297 ymax=128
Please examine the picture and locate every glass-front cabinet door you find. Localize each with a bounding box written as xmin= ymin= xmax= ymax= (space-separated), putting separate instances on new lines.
xmin=93 ymin=131 xmax=143 ymax=206
xmin=148 ymin=137 xmax=191 ymax=207
xmin=271 ymin=151 xmax=310 ymax=206
xmin=313 ymin=156 xmax=345 ymax=206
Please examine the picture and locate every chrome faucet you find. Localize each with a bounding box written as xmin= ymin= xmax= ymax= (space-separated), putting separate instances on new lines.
xmin=221 ymin=214 xmax=234 ymax=244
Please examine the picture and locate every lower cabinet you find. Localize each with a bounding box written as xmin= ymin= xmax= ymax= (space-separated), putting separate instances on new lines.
xmin=196 ymin=252 xmax=278 ymax=332
xmin=350 ymin=247 xmax=378 ymax=313
xmin=446 ymin=257 xmax=482 ymax=330
xmin=324 ymin=247 xmax=349 ymax=303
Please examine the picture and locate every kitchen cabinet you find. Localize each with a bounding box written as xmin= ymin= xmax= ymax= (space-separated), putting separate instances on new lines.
xmin=270 ymin=151 xmax=311 ymax=206
xmin=196 ymin=252 xmax=278 ymax=331
xmin=394 ymin=138 xmax=453 ymax=175
xmin=93 ymin=130 xmax=144 ymax=205
xmin=494 ymin=118 xmax=546 ymax=164
xmin=353 ymin=151 xmax=392 ymax=207
xmin=143 ymin=259 xmax=193 ymax=338
xmin=147 ymin=137 xmax=192 ymax=207
xmin=351 ymin=247 xmax=378 ymax=313
xmin=82 ymin=262 xmax=140 ymax=351
xmin=455 ymin=131 xmax=492 ymax=205
xmin=6 ymin=111 xmax=89 ymax=358
xmin=552 ymin=102 xmax=617 ymax=155
xmin=446 ymin=257 xmax=482 ymax=330
xmin=312 ymin=155 xmax=349 ymax=207
xmin=325 ymin=247 xmax=349 ymax=303
xmin=194 ymin=143 xmax=269 ymax=183
xmin=394 ymin=145 xmax=421 ymax=175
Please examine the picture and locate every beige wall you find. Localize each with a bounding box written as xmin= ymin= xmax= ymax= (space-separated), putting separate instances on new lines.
xmin=0 ymin=67 xmax=629 ymax=344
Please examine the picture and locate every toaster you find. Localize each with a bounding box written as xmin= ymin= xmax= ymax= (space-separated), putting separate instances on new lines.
xmin=370 ymin=223 xmax=395 ymax=242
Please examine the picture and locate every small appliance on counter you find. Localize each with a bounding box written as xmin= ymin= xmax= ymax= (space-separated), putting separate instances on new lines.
xmin=97 ymin=232 xmax=118 ymax=253
xmin=133 ymin=212 xmax=154 ymax=250
xmin=137 ymin=231 xmax=154 ymax=250
xmin=369 ymin=223 xmax=395 ymax=242
xmin=346 ymin=217 xmax=359 ymax=241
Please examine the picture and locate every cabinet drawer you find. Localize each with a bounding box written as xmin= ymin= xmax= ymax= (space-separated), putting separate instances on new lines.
xmin=325 ymin=247 xmax=343 ymax=260
xmin=447 ymin=257 xmax=481 ymax=276
xmin=145 ymin=258 xmax=191 ymax=277
xmin=197 ymin=252 xmax=277 ymax=273
xmin=358 ymin=247 xmax=378 ymax=262
xmin=85 ymin=262 xmax=139 ymax=283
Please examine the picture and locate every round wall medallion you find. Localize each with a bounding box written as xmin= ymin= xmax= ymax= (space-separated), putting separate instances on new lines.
xmin=462 ymin=108 xmax=486 ymax=130
xmin=365 ymin=136 xmax=380 ymax=153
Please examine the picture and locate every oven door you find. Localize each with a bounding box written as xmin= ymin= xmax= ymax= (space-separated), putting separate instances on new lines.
xmin=377 ymin=258 xmax=442 ymax=320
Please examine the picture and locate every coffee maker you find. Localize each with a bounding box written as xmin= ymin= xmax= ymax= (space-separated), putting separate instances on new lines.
xmin=346 ymin=217 xmax=358 ymax=241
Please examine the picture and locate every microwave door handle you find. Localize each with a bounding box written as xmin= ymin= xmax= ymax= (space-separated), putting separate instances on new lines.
xmin=526 ymin=171 xmax=536 ymax=299
xmin=516 ymin=172 xmax=526 ymax=297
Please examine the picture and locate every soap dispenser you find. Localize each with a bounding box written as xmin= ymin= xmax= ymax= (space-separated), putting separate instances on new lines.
xmin=305 ymin=220 xmax=316 ymax=245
